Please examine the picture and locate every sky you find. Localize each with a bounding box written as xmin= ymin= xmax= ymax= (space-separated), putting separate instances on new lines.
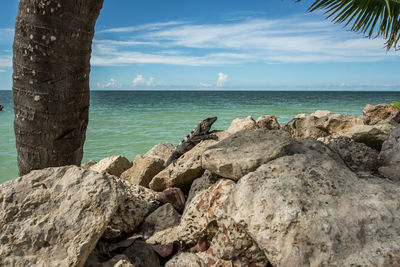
xmin=0 ymin=0 xmax=399 ymax=91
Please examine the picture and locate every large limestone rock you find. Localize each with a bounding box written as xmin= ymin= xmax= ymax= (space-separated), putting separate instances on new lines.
xmin=202 ymin=129 xmax=293 ymax=180
xmin=160 ymin=136 xmax=400 ymax=266
xmin=144 ymin=142 xmax=175 ymax=163
xmin=379 ymin=126 xmax=400 ymax=180
xmin=229 ymin=153 xmax=400 ymax=266
xmin=120 ymin=155 xmax=164 ymax=187
xmin=256 ymin=114 xmax=281 ymax=130
xmin=284 ymin=113 xmax=363 ymax=140
xmin=90 ymin=156 xmax=133 ymax=177
xmin=0 ymin=166 xmax=125 ymax=267
xmin=227 ymin=116 xmax=257 ymax=134
xmin=347 ymin=124 xmax=394 ymax=150
xmin=363 ymin=103 xmax=399 ymax=125
xmin=104 ymin=180 xmax=160 ymax=239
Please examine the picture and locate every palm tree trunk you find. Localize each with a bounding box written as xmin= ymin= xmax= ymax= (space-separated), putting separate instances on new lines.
xmin=13 ymin=0 xmax=104 ymax=176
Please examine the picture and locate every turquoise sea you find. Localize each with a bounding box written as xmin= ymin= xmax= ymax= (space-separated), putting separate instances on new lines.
xmin=1 ymin=90 xmax=400 ymax=183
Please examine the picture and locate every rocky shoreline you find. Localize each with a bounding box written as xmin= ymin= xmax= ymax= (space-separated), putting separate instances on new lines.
xmin=1 ymin=103 xmax=400 ymax=266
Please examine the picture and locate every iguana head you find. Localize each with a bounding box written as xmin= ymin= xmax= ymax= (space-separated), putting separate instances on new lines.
xmin=199 ymin=117 xmax=217 ymax=132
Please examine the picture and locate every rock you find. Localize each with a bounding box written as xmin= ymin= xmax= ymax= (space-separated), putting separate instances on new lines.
xmin=347 ymin=124 xmax=394 ymax=150
xmin=0 ymin=105 xmax=3 ymax=111
xmin=324 ymin=136 xmax=380 ymax=174
xmin=0 ymin=166 xmax=124 ymax=267
xmin=227 ymin=116 xmax=257 ymax=134
xmin=177 ymin=179 xmax=236 ymax=246
xmin=228 ymin=153 xmax=400 ymax=266
xmin=121 ymin=155 xmax=164 ymax=188
xmin=202 ymin=129 xmax=293 ymax=180
xmin=103 ymin=180 xmax=160 ymax=239
xmin=90 ymin=156 xmax=133 ymax=177
xmin=103 ymin=255 xmax=134 ymax=267
xmin=156 ymin=187 xmax=186 ymax=213
xmin=140 ymin=203 xmax=181 ymax=239
xmin=284 ymin=113 xmax=363 ymax=140
xmin=144 ymin=142 xmax=175 ymax=163
xmin=171 ymin=179 xmax=268 ymax=266
xmin=186 ymin=170 xmax=218 ymax=206
xmin=311 ymin=110 xmax=332 ymax=118
xmin=379 ymin=126 xmax=400 ymax=180
xmin=82 ymin=160 xmax=97 ymax=169
xmin=149 ymin=136 xmax=220 ymax=192
xmin=363 ymin=103 xmax=399 ymax=125
xmin=122 ymin=240 xmax=160 ymax=267
xmin=165 ymin=253 xmax=204 ymax=267
xmin=196 ymin=221 xmax=268 ymax=266
xmin=256 ymin=114 xmax=281 ymax=130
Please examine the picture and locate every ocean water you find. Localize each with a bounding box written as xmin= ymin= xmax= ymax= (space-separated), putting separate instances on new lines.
xmin=1 ymin=90 xmax=400 ymax=183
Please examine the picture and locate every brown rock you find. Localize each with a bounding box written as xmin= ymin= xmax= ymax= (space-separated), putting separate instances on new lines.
xmin=227 ymin=116 xmax=257 ymax=133
xmin=256 ymin=114 xmax=281 ymax=130
xmin=90 ymin=156 xmax=133 ymax=177
xmin=363 ymin=103 xmax=399 ymax=125
xmin=121 ymin=155 xmax=164 ymax=187
xmin=156 ymin=187 xmax=186 ymax=212
xmin=144 ymin=142 xmax=175 ymax=163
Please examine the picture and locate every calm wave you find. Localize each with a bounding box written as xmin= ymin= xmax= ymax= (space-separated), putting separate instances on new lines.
xmin=1 ymin=90 xmax=400 ymax=182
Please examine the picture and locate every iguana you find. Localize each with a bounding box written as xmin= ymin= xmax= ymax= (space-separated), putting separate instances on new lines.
xmin=165 ymin=117 xmax=218 ymax=166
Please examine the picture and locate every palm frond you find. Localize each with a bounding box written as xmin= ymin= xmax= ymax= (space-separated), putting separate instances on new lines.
xmin=302 ymin=0 xmax=400 ymax=50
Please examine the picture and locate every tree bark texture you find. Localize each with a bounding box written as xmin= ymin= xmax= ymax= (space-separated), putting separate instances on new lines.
xmin=13 ymin=0 xmax=104 ymax=176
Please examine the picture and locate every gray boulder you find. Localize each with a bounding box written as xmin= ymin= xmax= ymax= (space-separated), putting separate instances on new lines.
xmin=323 ymin=136 xmax=380 ymax=174
xmin=140 ymin=203 xmax=181 ymax=239
xmin=379 ymin=126 xmax=400 ymax=181
xmin=0 ymin=166 xmax=125 ymax=267
xmin=202 ymin=129 xmax=293 ymax=180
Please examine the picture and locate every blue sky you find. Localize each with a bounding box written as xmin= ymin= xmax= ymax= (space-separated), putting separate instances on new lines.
xmin=0 ymin=0 xmax=399 ymax=90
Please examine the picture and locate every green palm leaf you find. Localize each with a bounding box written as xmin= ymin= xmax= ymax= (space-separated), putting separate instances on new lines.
xmin=299 ymin=0 xmax=400 ymax=50
xmin=393 ymin=101 xmax=400 ymax=111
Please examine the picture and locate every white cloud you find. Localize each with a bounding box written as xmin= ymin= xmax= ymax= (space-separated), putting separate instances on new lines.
xmin=91 ymin=17 xmax=400 ymax=67
xmin=217 ymin=72 xmax=228 ymax=87
xmin=0 ymin=69 xmax=5 ymax=72
xmin=132 ymin=75 xmax=155 ymax=87
xmin=0 ymin=56 xmax=12 ymax=68
xmin=96 ymin=78 xmax=122 ymax=89
xmin=97 ymin=21 xmax=186 ymax=33
xmin=199 ymin=82 xmax=212 ymax=88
